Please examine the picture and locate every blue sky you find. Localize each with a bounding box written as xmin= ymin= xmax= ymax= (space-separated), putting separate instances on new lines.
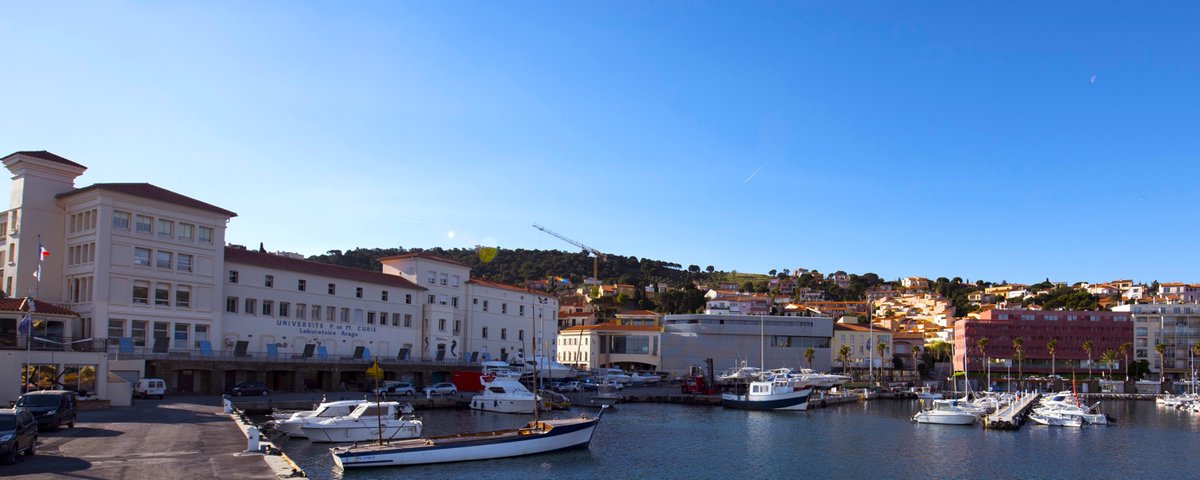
xmin=3 ymin=2 xmax=1198 ymax=284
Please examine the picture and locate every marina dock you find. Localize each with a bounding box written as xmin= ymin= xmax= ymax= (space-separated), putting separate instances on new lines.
xmin=983 ymin=393 xmax=1040 ymax=430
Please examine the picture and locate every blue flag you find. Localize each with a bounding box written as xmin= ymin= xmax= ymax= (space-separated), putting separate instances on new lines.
xmin=17 ymin=313 xmax=31 ymax=335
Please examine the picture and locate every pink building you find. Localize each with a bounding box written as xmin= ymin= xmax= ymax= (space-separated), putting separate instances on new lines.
xmin=953 ymin=309 xmax=1132 ymax=375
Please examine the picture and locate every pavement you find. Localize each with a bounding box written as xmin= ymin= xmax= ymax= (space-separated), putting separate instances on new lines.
xmin=1 ymin=395 xmax=280 ymax=479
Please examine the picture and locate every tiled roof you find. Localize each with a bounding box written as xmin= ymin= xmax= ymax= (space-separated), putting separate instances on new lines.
xmin=468 ymin=278 xmax=554 ymax=298
xmin=224 ymin=247 xmax=425 ymax=291
xmin=835 ymin=323 xmax=888 ymax=332
xmin=58 ymin=183 xmax=236 ymax=217
xmin=2 ymin=150 xmax=87 ymax=169
xmin=560 ymin=321 xmax=661 ymax=333
xmin=617 ymin=309 xmax=659 ymax=316
xmin=378 ymin=252 xmax=470 ymax=267
xmin=0 ymin=298 xmax=79 ymax=317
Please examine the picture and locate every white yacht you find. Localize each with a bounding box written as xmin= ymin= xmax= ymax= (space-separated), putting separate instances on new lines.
xmin=1029 ymin=409 xmax=1083 ymax=427
xmin=300 ymin=402 xmax=423 ymax=443
xmin=522 ymin=355 xmax=581 ymax=381
xmin=469 ymin=376 xmax=541 ymax=414
xmin=272 ymin=399 xmax=366 ymax=438
xmin=912 ymin=399 xmax=979 ymax=425
xmin=594 ymin=368 xmax=633 ymax=385
xmin=719 ymin=363 xmax=763 ymax=382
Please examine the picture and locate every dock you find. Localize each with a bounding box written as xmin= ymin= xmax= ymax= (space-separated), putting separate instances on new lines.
xmin=983 ymin=393 xmax=1040 ymax=430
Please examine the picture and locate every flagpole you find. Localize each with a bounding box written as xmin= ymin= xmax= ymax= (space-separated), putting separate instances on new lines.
xmin=24 ymin=235 xmax=46 ymax=393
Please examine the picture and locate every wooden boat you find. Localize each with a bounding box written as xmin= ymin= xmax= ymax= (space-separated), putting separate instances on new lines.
xmin=331 ymin=409 xmax=605 ymax=469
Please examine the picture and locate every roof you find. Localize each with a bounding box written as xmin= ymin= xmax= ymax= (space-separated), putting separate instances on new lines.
xmin=57 ymin=183 xmax=236 ymax=217
xmin=2 ymin=150 xmax=87 ymax=169
xmin=378 ymin=252 xmax=470 ymax=267
xmin=0 ymin=298 xmax=79 ymax=317
xmin=224 ymin=247 xmax=425 ymax=291
xmin=617 ymin=309 xmax=660 ymax=317
xmin=468 ymin=278 xmax=553 ymax=298
xmin=559 ymin=321 xmax=662 ymax=333
xmin=835 ymin=322 xmax=889 ymax=333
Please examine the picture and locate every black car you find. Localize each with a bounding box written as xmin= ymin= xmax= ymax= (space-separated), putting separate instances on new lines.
xmin=227 ymin=381 xmax=270 ymax=396
xmin=15 ymin=390 xmax=76 ymax=430
xmin=0 ymin=408 xmax=38 ymax=464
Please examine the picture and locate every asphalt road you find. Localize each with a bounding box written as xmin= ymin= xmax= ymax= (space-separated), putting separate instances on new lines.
xmin=1 ymin=396 xmax=278 ymax=479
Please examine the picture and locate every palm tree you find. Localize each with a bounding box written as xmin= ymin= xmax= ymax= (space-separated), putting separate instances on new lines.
xmin=875 ymin=341 xmax=888 ymax=370
xmin=1155 ymin=343 xmax=1166 ymax=383
xmin=976 ymin=337 xmax=989 ymax=389
xmin=803 ymin=347 xmax=815 ymax=369
xmin=1082 ymin=340 xmax=1094 ymax=378
xmin=1100 ymin=349 xmax=1117 ymax=380
xmin=1118 ymin=342 xmax=1131 ymax=380
xmin=1012 ymin=337 xmax=1024 ymax=391
xmin=912 ymin=346 xmax=923 ymax=375
xmin=1046 ymin=338 xmax=1058 ymax=379
xmin=838 ymin=345 xmax=852 ymax=376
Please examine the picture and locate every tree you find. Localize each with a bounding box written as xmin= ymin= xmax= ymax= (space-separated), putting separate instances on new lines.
xmin=1100 ymin=349 xmax=1117 ymax=379
xmin=705 ymin=265 xmax=715 ymax=274
xmin=976 ymin=337 xmax=989 ymax=387
xmin=1118 ymin=342 xmax=1131 ymax=380
xmin=769 ymin=269 xmax=777 ymax=277
xmin=1012 ymin=337 xmax=1025 ymax=391
xmin=1155 ymin=342 xmax=1166 ymax=383
xmin=1046 ymin=338 xmax=1058 ymax=379
xmin=875 ymin=342 xmax=888 ymax=373
xmin=911 ymin=346 xmax=923 ymax=374
xmin=1082 ymin=340 xmax=1094 ymax=378
xmin=688 ymin=265 xmax=700 ymax=274
xmin=838 ymin=345 xmax=852 ymax=375
xmin=804 ymin=347 xmax=815 ymax=369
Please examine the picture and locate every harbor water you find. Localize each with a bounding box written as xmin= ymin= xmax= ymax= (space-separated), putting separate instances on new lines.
xmin=276 ymin=399 xmax=1200 ymax=480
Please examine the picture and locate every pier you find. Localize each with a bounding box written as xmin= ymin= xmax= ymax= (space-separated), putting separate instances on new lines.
xmin=983 ymin=393 xmax=1040 ymax=430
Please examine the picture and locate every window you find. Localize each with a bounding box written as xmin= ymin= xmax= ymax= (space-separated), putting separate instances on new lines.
xmin=312 ymin=305 xmax=322 ymax=320
xmin=226 ymin=296 xmax=239 ymax=313
xmin=157 ymin=219 xmax=173 ymax=237
xmin=173 ymin=324 xmax=189 ymax=349
xmin=261 ymin=275 xmax=273 ymax=288
xmin=519 ymin=305 xmax=525 ymax=316
xmin=368 ymin=312 xmax=376 ymax=324
xmin=113 ymin=211 xmax=131 ymax=230
xmin=382 ymin=291 xmax=389 ymax=301
xmin=135 ymin=215 xmax=152 ymax=233
xmin=452 ymin=297 xmax=459 ymax=308
xmin=454 ymin=320 xmax=461 ymax=335
xmin=483 ymin=300 xmax=489 ymax=312
xmin=328 ymin=283 xmax=336 ymax=295
xmin=176 ymin=285 xmax=191 ymax=308
xmin=519 ymin=330 xmax=524 ymax=341
xmin=405 ymin=294 xmax=412 ymax=304
xmin=501 ymin=328 xmax=507 ymax=340
xmin=108 ymin=319 xmax=124 ymax=339
xmin=427 ymin=271 xmax=436 ymax=284
xmin=451 ymin=275 xmax=460 ymax=287
xmin=245 ymin=298 xmax=257 ymax=315
xmin=389 ymin=313 xmax=397 ymax=326
xmin=198 ymin=226 xmax=213 ymax=243
xmin=156 ymin=251 xmax=172 ymax=269
xmin=131 ymin=320 xmax=147 ymax=347
xmin=482 ymin=326 xmax=488 ymax=339
xmin=298 ymin=279 xmax=307 ymax=291
xmin=296 ymin=304 xmax=306 ymax=320
xmin=428 ymin=294 xmax=436 ymax=304
xmin=178 ymin=223 xmax=194 ymax=241
xmin=194 ymin=325 xmax=209 ymax=349
xmin=133 ymin=247 xmax=151 ymax=266
xmin=404 ymin=314 xmax=412 ymax=328
xmin=229 ymin=270 xmax=239 ymax=283
xmin=279 ymin=302 xmax=290 ymax=318
xmin=440 ymin=273 xmax=448 ymax=286
xmin=438 ymin=318 xmax=446 ymax=331
xmin=326 ymin=306 xmax=335 ymax=322
xmin=356 ymin=287 xmax=363 ymax=298
xmin=177 ymin=254 xmax=193 ymax=272
xmin=154 ymin=283 xmax=170 ymax=306
xmin=262 ymin=300 xmax=274 ymax=317
xmin=341 ymin=308 xmax=350 ymax=323
xmin=132 ymin=281 xmax=149 ymax=304
xmin=502 ymin=303 xmax=507 ymax=314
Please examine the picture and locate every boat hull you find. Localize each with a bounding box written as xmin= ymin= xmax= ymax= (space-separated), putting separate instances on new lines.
xmin=333 ymin=416 xmax=601 ymax=469
xmin=470 ymin=397 xmax=538 ymax=414
xmin=912 ymin=411 xmax=976 ymax=425
xmin=721 ymin=388 xmax=812 ymax=411
xmin=302 ymin=422 xmax=423 ymax=443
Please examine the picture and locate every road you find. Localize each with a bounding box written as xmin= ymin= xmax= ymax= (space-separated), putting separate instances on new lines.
xmin=2 ymin=395 xmax=278 ymax=479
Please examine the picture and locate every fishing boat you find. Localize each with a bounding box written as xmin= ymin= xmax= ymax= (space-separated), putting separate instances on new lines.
xmin=722 ymin=370 xmax=814 ymax=411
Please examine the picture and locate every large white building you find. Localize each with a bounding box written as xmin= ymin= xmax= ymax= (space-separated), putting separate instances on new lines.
xmin=0 ymin=150 xmax=557 ymax=402
xmin=1114 ymin=302 xmax=1200 ymax=379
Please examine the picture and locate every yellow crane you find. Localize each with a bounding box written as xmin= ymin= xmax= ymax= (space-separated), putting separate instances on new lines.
xmin=532 ymin=224 xmax=606 ymax=291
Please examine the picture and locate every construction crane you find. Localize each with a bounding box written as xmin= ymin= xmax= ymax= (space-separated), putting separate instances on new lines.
xmin=532 ymin=224 xmax=606 ymax=289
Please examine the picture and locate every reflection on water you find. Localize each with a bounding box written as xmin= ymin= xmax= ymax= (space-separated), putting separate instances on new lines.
xmin=278 ymin=400 xmax=1200 ymax=480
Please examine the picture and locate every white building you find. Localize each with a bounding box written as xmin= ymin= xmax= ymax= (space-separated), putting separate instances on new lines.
xmin=1114 ymin=303 xmax=1200 ymax=379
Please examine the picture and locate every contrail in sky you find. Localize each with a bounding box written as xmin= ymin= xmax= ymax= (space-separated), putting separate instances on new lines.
xmin=744 ymin=162 xmax=768 ymax=183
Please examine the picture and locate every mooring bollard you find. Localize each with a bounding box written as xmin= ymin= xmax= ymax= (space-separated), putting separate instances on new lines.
xmin=247 ymin=426 xmax=260 ymax=452
xmin=222 ymin=396 xmax=234 ymax=414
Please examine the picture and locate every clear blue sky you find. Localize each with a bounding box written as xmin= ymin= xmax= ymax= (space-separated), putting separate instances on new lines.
xmin=3 ymin=2 xmax=1197 ymax=285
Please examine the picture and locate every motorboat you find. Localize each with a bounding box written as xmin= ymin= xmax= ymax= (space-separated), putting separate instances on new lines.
xmin=332 ymin=409 xmax=606 ymax=469
xmin=1029 ymin=409 xmax=1083 ymax=427
xmin=719 ymin=362 xmax=763 ymax=383
xmin=913 ymin=386 xmax=943 ymax=400
xmin=722 ymin=374 xmax=814 ymax=411
xmin=521 ymin=355 xmax=581 ymax=381
xmin=629 ymin=372 xmax=661 ymax=385
xmin=792 ymin=369 xmax=851 ymax=389
xmin=271 ymin=399 xmax=367 ymax=438
xmin=469 ymin=375 xmax=541 ymax=414
xmin=593 ymin=368 xmax=632 ymax=385
xmin=481 ymin=360 xmax=524 ymax=380
xmin=300 ymin=402 xmax=423 ymax=443
xmin=912 ymin=399 xmax=978 ymax=425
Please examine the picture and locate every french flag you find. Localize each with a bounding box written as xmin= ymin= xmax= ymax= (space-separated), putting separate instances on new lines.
xmin=38 ymin=242 xmax=50 ymax=260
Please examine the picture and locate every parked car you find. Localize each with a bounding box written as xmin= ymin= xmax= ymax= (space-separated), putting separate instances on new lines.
xmin=134 ymin=378 xmax=167 ymax=399
xmin=554 ymin=381 xmax=582 ymax=393
xmin=227 ymin=381 xmax=270 ymax=397
xmin=373 ymin=381 xmax=416 ymax=397
xmin=15 ymin=390 xmax=76 ymax=430
xmin=0 ymin=408 xmax=37 ymax=464
xmin=422 ymin=382 xmax=458 ymax=396
xmin=580 ymin=377 xmax=600 ymax=392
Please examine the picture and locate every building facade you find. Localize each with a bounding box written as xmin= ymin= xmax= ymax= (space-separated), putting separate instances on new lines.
xmin=659 ymin=314 xmax=833 ymax=376
xmin=1114 ymin=303 xmax=1200 ymax=379
xmin=953 ymin=309 xmax=1132 ymax=376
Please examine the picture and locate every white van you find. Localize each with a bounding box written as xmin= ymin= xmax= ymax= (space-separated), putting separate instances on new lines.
xmin=135 ymin=378 xmax=167 ymax=399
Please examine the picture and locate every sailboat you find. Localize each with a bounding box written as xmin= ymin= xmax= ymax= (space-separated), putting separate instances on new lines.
xmin=332 ymin=298 xmax=606 ymax=469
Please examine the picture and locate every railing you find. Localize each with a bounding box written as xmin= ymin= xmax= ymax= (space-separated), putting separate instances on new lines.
xmin=1 ymin=335 xmax=109 ymax=353
xmin=106 ymin=346 xmax=478 ymax=366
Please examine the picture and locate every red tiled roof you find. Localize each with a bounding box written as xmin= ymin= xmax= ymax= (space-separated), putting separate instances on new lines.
xmin=468 ymin=278 xmax=554 ymax=299
xmin=224 ymin=247 xmax=425 ymax=291
xmin=2 ymin=150 xmax=87 ymax=169
xmin=58 ymin=183 xmax=237 ymax=217
xmin=835 ymin=323 xmax=885 ymax=332
xmin=378 ymin=252 xmax=470 ymax=267
xmin=617 ymin=309 xmax=659 ymax=316
xmin=0 ymin=298 xmax=79 ymax=317
xmin=560 ymin=321 xmax=661 ymax=332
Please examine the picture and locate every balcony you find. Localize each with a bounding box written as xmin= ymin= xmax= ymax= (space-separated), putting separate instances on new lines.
xmin=2 ymin=335 xmax=109 ymax=353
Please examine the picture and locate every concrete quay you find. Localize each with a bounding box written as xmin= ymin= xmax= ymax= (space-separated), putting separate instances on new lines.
xmin=1 ymin=395 xmax=282 ymax=479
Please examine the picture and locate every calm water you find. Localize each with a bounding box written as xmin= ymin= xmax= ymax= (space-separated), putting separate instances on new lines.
xmin=276 ymin=399 xmax=1200 ymax=480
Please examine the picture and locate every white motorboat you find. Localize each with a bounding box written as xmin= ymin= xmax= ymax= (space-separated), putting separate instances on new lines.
xmin=272 ymin=399 xmax=367 ymax=438
xmin=593 ymin=368 xmax=632 ymax=385
xmin=722 ymin=372 xmax=814 ymax=411
xmin=912 ymin=399 xmax=979 ymax=425
xmin=629 ymin=372 xmax=661 ymax=385
xmin=469 ymin=375 xmax=541 ymax=414
xmin=1029 ymin=409 xmax=1083 ymax=427
xmin=300 ymin=402 xmax=423 ymax=443
xmin=481 ymin=360 xmax=524 ymax=380
xmin=719 ymin=363 xmax=763 ymax=382
xmin=332 ymin=409 xmax=606 ymax=469
xmin=521 ymin=355 xmax=581 ymax=381
xmin=913 ymin=386 xmax=943 ymax=400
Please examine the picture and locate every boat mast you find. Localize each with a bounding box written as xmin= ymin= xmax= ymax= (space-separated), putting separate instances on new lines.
xmin=531 ymin=295 xmax=540 ymax=426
